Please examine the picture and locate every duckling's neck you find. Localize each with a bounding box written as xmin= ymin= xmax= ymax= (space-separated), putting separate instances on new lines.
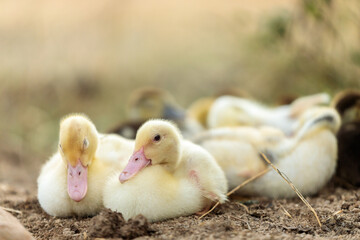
xmin=163 ymin=147 xmax=182 ymax=173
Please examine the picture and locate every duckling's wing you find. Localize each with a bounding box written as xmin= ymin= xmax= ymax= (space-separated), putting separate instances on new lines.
xmin=182 ymin=141 xmax=228 ymax=203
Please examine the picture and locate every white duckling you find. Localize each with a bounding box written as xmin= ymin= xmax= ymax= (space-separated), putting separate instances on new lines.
xmin=207 ymin=93 xmax=330 ymax=135
xmin=186 ymin=88 xmax=251 ymax=129
xmin=103 ymin=119 xmax=227 ymax=222
xmin=37 ymin=114 xmax=133 ymax=217
xmin=194 ymin=107 xmax=340 ymax=198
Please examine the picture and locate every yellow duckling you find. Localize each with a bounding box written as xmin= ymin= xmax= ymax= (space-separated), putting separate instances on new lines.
xmin=207 ymin=93 xmax=330 ymax=135
xmin=103 ymin=120 xmax=227 ymax=222
xmin=194 ymin=107 xmax=340 ymax=198
xmin=187 ymin=97 xmax=215 ymax=128
xmin=37 ymin=114 xmax=133 ymax=217
xmin=186 ymin=88 xmax=251 ymax=129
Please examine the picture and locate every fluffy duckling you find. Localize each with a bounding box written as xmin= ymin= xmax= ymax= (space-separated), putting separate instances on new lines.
xmin=109 ymin=87 xmax=202 ymax=139
xmin=186 ymin=88 xmax=251 ymax=129
xmin=194 ymin=107 xmax=340 ymax=198
xmin=187 ymin=97 xmax=215 ymax=128
xmin=37 ymin=114 xmax=133 ymax=217
xmin=207 ymin=93 xmax=330 ymax=134
xmin=332 ymin=90 xmax=360 ymax=186
xmin=103 ymin=120 xmax=227 ymax=222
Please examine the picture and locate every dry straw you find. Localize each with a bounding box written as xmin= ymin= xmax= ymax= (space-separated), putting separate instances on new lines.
xmin=200 ymin=152 xmax=322 ymax=228
xmin=259 ymin=153 xmax=322 ymax=227
xmin=1 ymin=206 xmax=23 ymax=215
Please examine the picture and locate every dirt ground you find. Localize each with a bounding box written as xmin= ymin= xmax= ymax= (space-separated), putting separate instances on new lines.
xmin=1 ymin=157 xmax=360 ymax=240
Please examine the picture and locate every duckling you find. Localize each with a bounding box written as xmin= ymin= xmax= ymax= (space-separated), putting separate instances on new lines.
xmin=109 ymin=87 xmax=202 ymax=139
xmin=194 ymin=107 xmax=340 ymax=198
xmin=332 ymin=90 xmax=360 ymax=186
xmin=187 ymin=88 xmax=252 ymax=129
xmin=207 ymin=93 xmax=330 ymax=135
xmin=187 ymin=97 xmax=215 ymax=128
xmin=103 ymin=120 xmax=227 ymax=222
xmin=37 ymin=114 xmax=133 ymax=217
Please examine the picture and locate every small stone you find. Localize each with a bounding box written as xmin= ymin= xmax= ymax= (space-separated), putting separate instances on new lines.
xmin=341 ymin=202 xmax=351 ymax=210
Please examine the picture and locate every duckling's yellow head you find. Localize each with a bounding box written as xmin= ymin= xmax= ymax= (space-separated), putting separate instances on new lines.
xmin=119 ymin=119 xmax=182 ymax=183
xmin=59 ymin=114 xmax=98 ymax=202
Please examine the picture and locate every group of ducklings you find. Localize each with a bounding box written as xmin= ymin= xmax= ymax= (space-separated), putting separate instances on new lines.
xmin=37 ymin=88 xmax=360 ymax=222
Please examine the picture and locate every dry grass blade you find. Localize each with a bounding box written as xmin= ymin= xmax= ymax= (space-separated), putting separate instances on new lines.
xmin=1 ymin=206 xmax=23 ymax=215
xmin=259 ymin=152 xmax=322 ymax=227
xmin=332 ymin=210 xmax=343 ymax=216
xmin=199 ymin=168 xmax=270 ymax=219
xmin=238 ymin=203 xmax=250 ymax=214
xmin=226 ymin=168 xmax=270 ymax=197
xmin=325 ymin=209 xmax=343 ymax=222
xmin=199 ymin=202 xmax=220 ymax=220
xmin=280 ymin=204 xmax=292 ymax=218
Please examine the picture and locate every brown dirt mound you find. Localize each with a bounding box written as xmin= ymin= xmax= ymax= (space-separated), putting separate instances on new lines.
xmin=88 ymin=209 xmax=152 ymax=239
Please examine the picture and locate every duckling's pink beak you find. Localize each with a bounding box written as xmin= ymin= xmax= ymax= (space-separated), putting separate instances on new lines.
xmin=67 ymin=160 xmax=88 ymax=202
xmin=119 ymin=147 xmax=151 ymax=183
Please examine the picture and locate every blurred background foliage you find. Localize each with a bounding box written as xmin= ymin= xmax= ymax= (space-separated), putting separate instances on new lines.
xmin=0 ymin=0 xmax=359 ymax=187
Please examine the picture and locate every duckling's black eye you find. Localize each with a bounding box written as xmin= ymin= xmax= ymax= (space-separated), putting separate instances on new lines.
xmin=153 ymin=134 xmax=161 ymax=142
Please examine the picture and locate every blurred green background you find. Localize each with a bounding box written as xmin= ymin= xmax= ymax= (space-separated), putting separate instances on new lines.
xmin=0 ymin=0 xmax=359 ymax=189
